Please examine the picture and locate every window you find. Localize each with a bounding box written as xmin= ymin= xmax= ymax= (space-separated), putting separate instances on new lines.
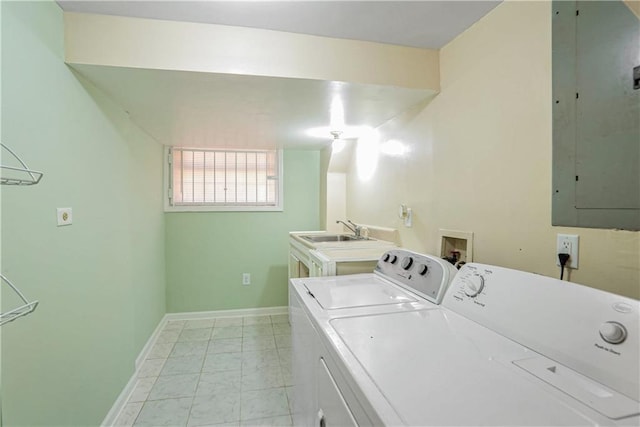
xmin=165 ymin=147 xmax=282 ymax=212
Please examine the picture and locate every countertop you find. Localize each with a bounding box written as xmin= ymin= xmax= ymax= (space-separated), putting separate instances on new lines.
xmin=309 ymin=246 xmax=392 ymax=262
xmin=289 ymin=231 xmax=396 ymax=250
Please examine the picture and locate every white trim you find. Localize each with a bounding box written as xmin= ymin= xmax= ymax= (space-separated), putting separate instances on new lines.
xmin=101 ymin=373 xmax=139 ymax=427
xmin=163 ymin=146 xmax=172 ymax=211
xmin=165 ymin=204 xmax=284 ymax=213
xmin=101 ymin=306 xmax=288 ymax=426
xmin=102 ymin=316 xmax=167 ymax=427
xmin=135 ymin=316 xmax=169 ymax=370
xmin=164 ymin=306 xmax=288 ymax=321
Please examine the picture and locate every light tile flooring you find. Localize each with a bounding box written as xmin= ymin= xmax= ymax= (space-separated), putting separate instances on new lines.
xmin=114 ymin=314 xmax=293 ymax=427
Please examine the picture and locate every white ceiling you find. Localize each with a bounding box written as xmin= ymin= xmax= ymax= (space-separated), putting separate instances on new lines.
xmin=72 ymin=64 xmax=434 ymax=149
xmin=57 ymin=1 xmax=501 ymax=150
xmin=57 ymin=1 xmax=501 ymax=49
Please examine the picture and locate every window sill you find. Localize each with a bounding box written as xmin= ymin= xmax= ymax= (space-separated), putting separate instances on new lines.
xmin=164 ymin=204 xmax=283 ymax=213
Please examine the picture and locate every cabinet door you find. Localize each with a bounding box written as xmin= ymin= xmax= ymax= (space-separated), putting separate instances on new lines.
xmin=317 ymin=357 xmax=358 ymax=427
xmin=309 ymin=259 xmax=324 ymax=277
xmin=289 ymin=253 xmax=301 ymax=278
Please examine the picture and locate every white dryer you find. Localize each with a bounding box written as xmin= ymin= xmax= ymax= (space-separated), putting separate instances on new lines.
xmin=291 ymin=253 xmax=640 ymax=426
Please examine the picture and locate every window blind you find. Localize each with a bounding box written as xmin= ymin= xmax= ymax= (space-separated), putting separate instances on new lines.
xmin=169 ymin=148 xmax=279 ymax=207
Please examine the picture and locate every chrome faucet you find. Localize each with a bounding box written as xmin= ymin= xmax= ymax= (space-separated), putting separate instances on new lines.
xmin=336 ymin=219 xmax=362 ymax=238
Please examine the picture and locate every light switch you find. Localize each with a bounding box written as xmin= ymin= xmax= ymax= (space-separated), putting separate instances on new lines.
xmin=57 ymin=208 xmax=72 ymax=226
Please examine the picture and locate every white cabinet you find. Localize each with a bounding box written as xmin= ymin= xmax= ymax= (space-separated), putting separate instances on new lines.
xmin=308 ymin=249 xmax=381 ymax=277
xmin=288 ymin=232 xmax=395 ymax=279
xmin=290 ymin=251 xmax=309 ymax=279
xmin=289 ymin=238 xmax=311 ymax=279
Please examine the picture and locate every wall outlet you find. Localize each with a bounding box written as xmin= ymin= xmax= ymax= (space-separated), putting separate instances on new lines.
xmin=556 ymin=234 xmax=579 ymax=269
xmin=242 ymin=273 xmax=251 ymax=285
xmin=57 ymin=208 xmax=73 ymax=226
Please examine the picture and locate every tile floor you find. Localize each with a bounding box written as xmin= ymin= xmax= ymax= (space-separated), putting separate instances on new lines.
xmin=114 ymin=314 xmax=293 ymax=427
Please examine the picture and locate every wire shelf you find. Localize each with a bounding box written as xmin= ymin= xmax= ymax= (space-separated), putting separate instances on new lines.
xmin=1 ymin=142 xmax=42 ymax=325
xmin=1 ymin=143 xmax=43 ymax=185
xmin=1 ymin=274 xmax=39 ymax=326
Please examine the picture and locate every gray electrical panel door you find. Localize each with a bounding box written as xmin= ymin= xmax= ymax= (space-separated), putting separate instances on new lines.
xmin=553 ymin=0 xmax=640 ymax=230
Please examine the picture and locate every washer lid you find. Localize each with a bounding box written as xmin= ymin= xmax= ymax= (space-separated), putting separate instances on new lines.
xmin=304 ymin=275 xmax=417 ymax=309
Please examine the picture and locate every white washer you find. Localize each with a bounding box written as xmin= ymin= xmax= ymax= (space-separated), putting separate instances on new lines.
xmin=290 ymin=256 xmax=640 ymax=426
xmin=289 ymin=248 xmax=458 ymax=426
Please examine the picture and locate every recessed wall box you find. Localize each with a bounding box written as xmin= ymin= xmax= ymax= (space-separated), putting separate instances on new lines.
xmin=438 ymin=229 xmax=473 ymax=265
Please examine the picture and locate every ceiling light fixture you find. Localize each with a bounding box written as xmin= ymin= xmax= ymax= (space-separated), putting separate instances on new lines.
xmin=330 ymin=130 xmax=346 ymax=153
xmin=307 ymin=94 xmax=372 ymax=143
xmin=306 ymin=125 xmax=373 ymax=140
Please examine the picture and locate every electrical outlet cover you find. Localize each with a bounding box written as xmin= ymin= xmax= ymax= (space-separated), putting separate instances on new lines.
xmin=404 ymin=208 xmax=413 ymax=227
xmin=57 ymin=208 xmax=72 ymax=226
xmin=556 ymin=234 xmax=579 ymax=269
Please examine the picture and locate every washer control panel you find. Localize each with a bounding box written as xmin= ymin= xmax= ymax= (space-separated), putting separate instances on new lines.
xmin=443 ymin=263 xmax=640 ymax=404
xmin=375 ymin=249 xmax=457 ymax=304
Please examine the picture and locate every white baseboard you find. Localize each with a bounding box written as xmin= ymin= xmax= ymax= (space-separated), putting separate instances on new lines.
xmin=102 ymin=315 xmax=167 ymax=427
xmin=135 ymin=316 xmax=169 ymax=370
xmin=101 ymin=371 xmax=139 ymax=427
xmin=102 ymin=306 xmax=288 ymax=426
xmin=164 ymin=306 xmax=287 ymax=321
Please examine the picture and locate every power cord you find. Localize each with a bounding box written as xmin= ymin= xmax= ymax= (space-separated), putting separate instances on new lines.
xmin=558 ymin=253 xmax=570 ymax=280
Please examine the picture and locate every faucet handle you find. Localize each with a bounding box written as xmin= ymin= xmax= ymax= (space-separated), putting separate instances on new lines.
xmin=347 ymin=220 xmax=362 ymax=237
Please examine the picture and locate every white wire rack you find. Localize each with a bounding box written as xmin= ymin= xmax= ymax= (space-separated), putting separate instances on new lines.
xmin=1 ymin=142 xmax=43 ymax=185
xmin=1 ymin=274 xmax=39 ymax=326
xmin=1 ymin=141 xmax=42 ymax=325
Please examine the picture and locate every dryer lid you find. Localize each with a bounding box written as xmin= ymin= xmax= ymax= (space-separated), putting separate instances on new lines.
xmin=330 ymin=309 xmax=606 ymax=426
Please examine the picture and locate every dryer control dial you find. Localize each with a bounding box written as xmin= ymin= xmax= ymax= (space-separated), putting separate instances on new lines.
xmin=463 ymin=275 xmax=484 ymax=297
xmin=599 ymin=321 xmax=627 ymax=344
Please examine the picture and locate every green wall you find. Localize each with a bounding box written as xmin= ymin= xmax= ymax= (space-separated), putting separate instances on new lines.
xmin=0 ymin=1 xmax=322 ymax=424
xmin=1 ymin=1 xmax=166 ymax=425
xmin=166 ymin=150 xmax=320 ymax=312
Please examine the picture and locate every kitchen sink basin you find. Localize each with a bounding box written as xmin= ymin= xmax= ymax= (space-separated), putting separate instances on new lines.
xmin=301 ymin=234 xmax=370 ymax=243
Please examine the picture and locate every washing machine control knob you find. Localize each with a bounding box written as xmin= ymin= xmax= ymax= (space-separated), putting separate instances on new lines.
xmin=401 ymin=257 xmax=413 ymax=270
xmin=463 ymin=275 xmax=484 ymax=297
xmin=382 ymin=253 xmax=391 ymax=262
xmin=417 ymin=264 xmax=429 ymax=275
xmin=599 ymin=321 xmax=627 ymax=344
xmin=388 ymin=254 xmax=398 ymax=264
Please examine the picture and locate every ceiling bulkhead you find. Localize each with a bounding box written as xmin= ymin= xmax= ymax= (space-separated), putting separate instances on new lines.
xmin=63 ymin=12 xmax=440 ymax=150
